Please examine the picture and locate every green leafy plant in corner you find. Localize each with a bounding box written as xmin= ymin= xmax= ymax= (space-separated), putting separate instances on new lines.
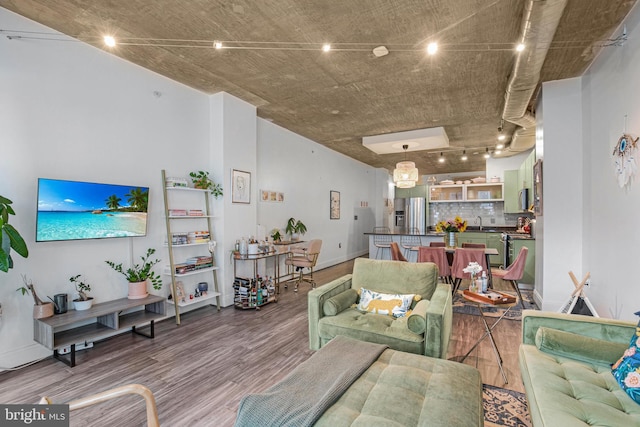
xmin=0 ymin=195 xmax=29 ymax=273
xmin=69 ymin=274 xmax=92 ymax=301
xmin=105 ymin=248 xmax=163 ymax=290
xmin=286 ymin=217 xmax=307 ymax=236
xmin=189 ymin=171 xmax=223 ymax=199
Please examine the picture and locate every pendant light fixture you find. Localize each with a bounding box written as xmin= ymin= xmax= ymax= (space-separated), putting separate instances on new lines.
xmin=393 ymin=144 xmax=419 ymax=188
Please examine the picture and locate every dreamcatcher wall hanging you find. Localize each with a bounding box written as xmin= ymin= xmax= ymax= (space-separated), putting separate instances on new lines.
xmin=612 ymin=117 xmax=638 ymax=188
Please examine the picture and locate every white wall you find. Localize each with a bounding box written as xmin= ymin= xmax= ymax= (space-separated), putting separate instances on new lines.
xmin=0 ymin=8 xmax=386 ymax=367
xmin=538 ymin=78 xmax=584 ymax=312
xmin=538 ymin=2 xmax=640 ymax=321
xmin=0 ymin=9 xmax=210 ymax=367
xmin=257 ymin=120 xmax=377 ymax=269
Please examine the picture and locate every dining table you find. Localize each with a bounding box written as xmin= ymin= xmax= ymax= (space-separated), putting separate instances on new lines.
xmin=413 ymin=246 xmax=499 ymax=289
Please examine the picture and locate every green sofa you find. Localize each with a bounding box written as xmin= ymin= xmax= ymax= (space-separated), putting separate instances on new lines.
xmin=519 ymin=310 xmax=640 ymax=426
xmin=308 ymin=257 xmax=452 ymax=359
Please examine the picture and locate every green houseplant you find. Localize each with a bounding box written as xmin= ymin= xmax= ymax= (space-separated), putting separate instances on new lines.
xmin=69 ymin=274 xmax=93 ymax=310
xmin=189 ymin=171 xmax=223 ymax=199
xmin=286 ymin=217 xmax=307 ymax=241
xmin=106 ymin=248 xmax=162 ymax=298
xmin=0 ymin=195 xmax=29 ymax=272
xmin=16 ymin=275 xmax=53 ymax=318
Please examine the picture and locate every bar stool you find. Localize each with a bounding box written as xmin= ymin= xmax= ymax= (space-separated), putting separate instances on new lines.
xmin=390 ymin=242 xmax=408 ymax=262
xmin=400 ymin=234 xmax=422 ymax=261
xmin=491 ymin=246 xmax=528 ymax=308
xmin=418 ymin=246 xmax=451 ymax=284
xmin=450 ymin=248 xmax=488 ymax=295
xmin=373 ymin=227 xmax=392 ymax=259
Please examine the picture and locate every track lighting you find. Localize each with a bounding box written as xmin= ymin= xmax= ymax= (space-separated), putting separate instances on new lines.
xmin=484 ymin=148 xmax=491 ymax=159
xmin=461 ymin=150 xmax=468 ymax=161
xmin=438 ymin=152 xmax=445 ymax=163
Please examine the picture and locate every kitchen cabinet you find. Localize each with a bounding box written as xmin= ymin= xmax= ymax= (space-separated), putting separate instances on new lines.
xmin=504 ymin=150 xmax=535 ymax=213
xmin=457 ymin=232 xmax=503 ymax=267
xmin=396 ymin=184 xmax=428 ymax=199
xmin=504 ymin=170 xmax=520 ymax=213
xmin=510 ymin=239 xmax=535 ymax=285
xmin=429 ymin=183 xmax=503 ymax=202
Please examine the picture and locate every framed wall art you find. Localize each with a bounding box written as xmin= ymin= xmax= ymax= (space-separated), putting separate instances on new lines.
xmin=232 ymin=169 xmax=251 ymax=204
xmin=330 ymin=190 xmax=340 ymax=219
xmin=533 ymin=160 xmax=543 ymax=215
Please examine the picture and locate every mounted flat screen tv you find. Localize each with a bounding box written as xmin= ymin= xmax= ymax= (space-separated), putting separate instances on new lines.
xmin=36 ymin=178 xmax=150 ymax=242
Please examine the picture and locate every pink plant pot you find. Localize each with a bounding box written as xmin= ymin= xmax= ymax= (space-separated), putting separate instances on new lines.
xmin=128 ymin=280 xmax=148 ymax=299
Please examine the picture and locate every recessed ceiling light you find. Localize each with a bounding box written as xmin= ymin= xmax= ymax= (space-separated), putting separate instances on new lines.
xmin=426 ymin=42 xmax=438 ymax=55
xmin=103 ymin=35 xmax=116 ymax=47
xmin=322 ymin=43 xmax=331 ymax=52
xmin=516 ymin=43 xmax=525 ymax=52
xmin=214 ymin=40 xmax=223 ymax=49
xmin=372 ymin=46 xmax=389 ymax=57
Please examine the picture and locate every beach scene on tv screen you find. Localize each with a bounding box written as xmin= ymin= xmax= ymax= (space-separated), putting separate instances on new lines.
xmin=37 ymin=179 xmax=149 ymax=242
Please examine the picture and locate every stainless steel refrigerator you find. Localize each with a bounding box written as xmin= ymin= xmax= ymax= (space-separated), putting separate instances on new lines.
xmin=402 ymin=197 xmax=426 ymax=233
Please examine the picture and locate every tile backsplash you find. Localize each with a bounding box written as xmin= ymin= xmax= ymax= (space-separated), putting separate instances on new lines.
xmin=429 ymin=202 xmax=531 ymax=228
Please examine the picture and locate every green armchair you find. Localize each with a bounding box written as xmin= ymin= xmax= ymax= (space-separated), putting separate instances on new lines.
xmin=308 ymin=257 xmax=452 ymax=359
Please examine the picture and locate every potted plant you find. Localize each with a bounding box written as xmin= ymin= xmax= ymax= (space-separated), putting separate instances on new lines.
xmin=0 ymin=195 xmax=29 ymax=272
xmin=189 ymin=171 xmax=223 ymax=199
xmin=286 ymin=217 xmax=307 ymax=241
xmin=69 ymin=274 xmax=93 ymax=310
xmin=270 ymin=228 xmax=282 ymax=243
xmin=16 ymin=275 xmax=53 ymax=319
xmin=106 ymin=248 xmax=162 ymax=299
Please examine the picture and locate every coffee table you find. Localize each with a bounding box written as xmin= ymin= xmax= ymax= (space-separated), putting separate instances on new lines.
xmin=459 ymin=290 xmax=516 ymax=384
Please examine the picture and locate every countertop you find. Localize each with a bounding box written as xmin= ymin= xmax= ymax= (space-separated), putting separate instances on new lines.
xmin=365 ymin=226 xmax=535 ymax=239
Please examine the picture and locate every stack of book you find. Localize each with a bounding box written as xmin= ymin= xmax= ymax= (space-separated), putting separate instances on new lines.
xmin=187 ymin=231 xmax=210 ymax=244
xmin=167 ymin=232 xmax=188 ymax=245
xmin=165 ymin=177 xmax=188 ymax=187
xmin=185 ymin=256 xmax=213 ymax=270
xmin=188 ymin=209 xmax=204 ymax=216
xmin=169 ymin=209 xmax=188 ymax=216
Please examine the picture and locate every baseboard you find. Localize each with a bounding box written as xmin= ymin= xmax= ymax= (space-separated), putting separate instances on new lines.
xmin=0 ymin=342 xmax=51 ymax=371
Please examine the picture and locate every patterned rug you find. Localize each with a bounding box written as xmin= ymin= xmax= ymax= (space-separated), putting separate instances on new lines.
xmin=453 ymin=289 xmax=538 ymax=320
xmin=483 ymin=384 xmax=531 ymax=427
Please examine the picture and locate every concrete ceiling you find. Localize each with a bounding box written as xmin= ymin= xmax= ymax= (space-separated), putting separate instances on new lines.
xmin=1 ymin=0 xmax=636 ymax=176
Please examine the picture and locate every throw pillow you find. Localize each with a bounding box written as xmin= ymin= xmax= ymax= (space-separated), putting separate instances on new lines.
xmin=356 ymin=288 xmax=415 ymax=318
xmin=612 ymin=311 xmax=640 ymax=404
xmin=323 ymin=289 xmax=359 ymax=316
xmin=535 ymin=327 xmax=627 ymax=366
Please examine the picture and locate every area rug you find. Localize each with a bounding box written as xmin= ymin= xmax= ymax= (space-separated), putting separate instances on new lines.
xmin=483 ymin=384 xmax=531 ymax=427
xmin=453 ymin=289 xmax=538 ymax=320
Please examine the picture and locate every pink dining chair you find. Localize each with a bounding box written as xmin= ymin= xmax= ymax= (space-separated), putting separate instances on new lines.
xmin=491 ymin=246 xmax=528 ymax=308
xmin=418 ymin=246 xmax=451 ymax=284
xmin=429 ymin=241 xmax=446 ymax=247
xmin=461 ymin=242 xmax=486 ymax=248
xmin=390 ymin=242 xmax=408 ymax=262
xmin=450 ymin=248 xmax=488 ymax=295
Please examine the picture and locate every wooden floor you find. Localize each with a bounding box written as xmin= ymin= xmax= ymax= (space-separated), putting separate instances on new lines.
xmin=0 ymin=258 xmax=524 ymax=426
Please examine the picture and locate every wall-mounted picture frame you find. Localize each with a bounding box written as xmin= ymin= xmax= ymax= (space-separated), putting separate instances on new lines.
xmin=330 ymin=190 xmax=340 ymax=219
xmin=232 ymin=169 xmax=251 ymax=204
xmin=533 ymin=159 xmax=543 ymax=215
xmin=260 ymin=189 xmax=284 ymax=203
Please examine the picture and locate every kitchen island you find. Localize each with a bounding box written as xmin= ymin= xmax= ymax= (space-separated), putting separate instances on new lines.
xmin=365 ymin=227 xmax=533 ymax=267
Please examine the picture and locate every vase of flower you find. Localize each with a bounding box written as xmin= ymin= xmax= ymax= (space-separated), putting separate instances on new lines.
xmin=445 ymin=231 xmax=457 ymax=248
xmin=436 ymin=216 xmax=467 ymax=249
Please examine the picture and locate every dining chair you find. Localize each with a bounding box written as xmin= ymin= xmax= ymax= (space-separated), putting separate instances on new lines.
xmin=284 ymin=239 xmax=323 ymax=291
xmin=461 ymin=242 xmax=486 ymax=248
xmin=390 ymin=242 xmax=408 ymax=262
xmin=400 ymin=234 xmax=422 ymax=261
xmin=373 ymin=227 xmax=392 ymax=259
xmin=491 ymin=246 xmax=528 ymax=308
xmin=450 ymin=248 xmax=488 ymax=295
xmin=429 ymin=241 xmax=446 ymax=247
xmin=417 ymin=246 xmax=451 ymax=284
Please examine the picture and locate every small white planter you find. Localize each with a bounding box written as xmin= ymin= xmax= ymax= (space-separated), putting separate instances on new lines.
xmin=74 ymin=298 xmax=94 ymax=311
